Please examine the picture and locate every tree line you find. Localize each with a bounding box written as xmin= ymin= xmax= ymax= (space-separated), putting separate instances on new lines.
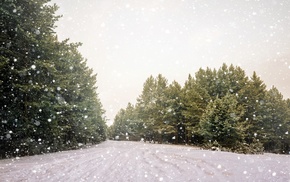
xmin=109 ymin=64 xmax=290 ymax=154
xmin=0 ymin=0 xmax=106 ymax=158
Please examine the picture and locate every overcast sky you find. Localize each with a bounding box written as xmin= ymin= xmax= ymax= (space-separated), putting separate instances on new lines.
xmin=51 ymin=0 xmax=290 ymax=125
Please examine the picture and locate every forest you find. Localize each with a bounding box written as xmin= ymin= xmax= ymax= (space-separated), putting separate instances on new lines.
xmin=108 ymin=64 xmax=290 ymax=154
xmin=0 ymin=0 xmax=107 ymax=158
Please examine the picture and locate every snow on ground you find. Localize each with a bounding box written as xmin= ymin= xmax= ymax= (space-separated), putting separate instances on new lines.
xmin=0 ymin=141 xmax=289 ymax=182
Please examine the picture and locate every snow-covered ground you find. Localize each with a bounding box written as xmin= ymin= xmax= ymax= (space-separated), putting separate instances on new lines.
xmin=0 ymin=141 xmax=289 ymax=182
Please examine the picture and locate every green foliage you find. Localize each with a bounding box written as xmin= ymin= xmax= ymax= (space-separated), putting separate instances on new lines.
xmin=135 ymin=74 xmax=175 ymax=143
xmin=199 ymin=94 xmax=245 ymax=148
xmin=109 ymin=103 xmax=143 ymax=141
xmin=239 ymin=71 xmax=267 ymax=143
xmin=164 ymin=81 xmax=185 ymax=143
xmin=111 ymin=63 xmax=289 ymax=154
xmin=230 ymin=140 xmax=264 ymax=154
xmin=261 ymin=87 xmax=289 ymax=153
xmin=181 ymin=74 xmax=210 ymax=144
xmin=0 ymin=0 xmax=106 ymax=158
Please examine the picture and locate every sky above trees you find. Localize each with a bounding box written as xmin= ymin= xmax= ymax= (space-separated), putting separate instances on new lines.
xmin=51 ymin=0 xmax=290 ymax=124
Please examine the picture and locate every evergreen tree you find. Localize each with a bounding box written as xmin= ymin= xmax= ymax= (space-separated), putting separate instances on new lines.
xmin=0 ymin=0 xmax=106 ymax=158
xmin=152 ymin=74 xmax=172 ymax=143
xmin=195 ymin=67 xmax=217 ymax=99
xmin=135 ymin=74 xmax=171 ymax=143
xmin=164 ymin=81 xmax=184 ymax=143
xmin=123 ymin=103 xmax=144 ymax=140
xmin=262 ymin=87 xmax=289 ymax=153
xmin=240 ymin=72 xmax=267 ymax=144
xmin=110 ymin=103 xmax=142 ymax=141
xmin=135 ymin=75 xmax=157 ymax=141
xmin=181 ymin=74 xmax=210 ymax=144
xmin=199 ymin=94 xmax=245 ymax=148
xmin=195 ymin=64 xmax=248 ymax=100
xmin=112 ymin=108 xmax=128 ymax=138
xmin=1 ymin=0 xmax=62 ymax=157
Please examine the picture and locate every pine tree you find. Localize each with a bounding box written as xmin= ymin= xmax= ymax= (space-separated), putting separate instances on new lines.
xmin=135 ymin=75 xmax=156 ymax=141
xmin=240 ymin=72 xmax=267 ymax=144
xmin=262 ymin=87 xmax=289 ymax=153
xmin=164 ymin=81 xmax=184 ymax=143
xmin=0 ymin=0 xmax=106 ymax=158
xmin=152 ymin=74 xmax=172 ymax=143
xmin=0 ymin=0 xmax=62 ymax=157
xmin=181 ymin=74 xmax=210 ymax=144
xmin=199 ymin=94 xmax=245 ymax=148
xmin=195 ymin=67 xmax=218 ymax=99
xmin=123 ymin=103 xmax=144 ymax=140
xmin=195 ymin=64 xmax=248 ymax=100
xmin=110 ymin=103 xmax=142 ymax=141
xmin=135 ymin=74 xmax=170 ymax=143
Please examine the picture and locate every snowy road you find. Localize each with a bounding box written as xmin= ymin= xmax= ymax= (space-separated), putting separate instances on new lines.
xmin=0 ymin=141 xmax=289 ymax=182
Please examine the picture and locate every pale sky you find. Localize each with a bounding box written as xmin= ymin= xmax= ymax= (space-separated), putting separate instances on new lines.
xmin=51 ymin=0 xmax=290 ymax=125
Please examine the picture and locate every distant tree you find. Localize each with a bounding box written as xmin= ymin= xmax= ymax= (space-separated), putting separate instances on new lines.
xmin=215 ymin=64 xmax=248 ymax=98
xmin=199 ymin=94 xmax=245 ymax=148
xmin=147 ymin=74 xmax=171 ymax=143
xmin=164 ymin=81 xmax=184 ymax=143
xmin=134 ymin=74 xmax=173 ymax=143
xmin=262 ymin=87 xmax=289 ymax=153
xmin=110 ymin=102 xmax=145 ymax=141
xmin=181 ymin=74 xmax=210 ymax=144
xmin=239 ymin=72 xmax=267 ymax=144
xmin=195 ymin=67 xmax=218 ymax=99
xmin=195 ymin=63 xmax=248 ymax=100
xmin=135 ymin=75 xmax=157 ymax=141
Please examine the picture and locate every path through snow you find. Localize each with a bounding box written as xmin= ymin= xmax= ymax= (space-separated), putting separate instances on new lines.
xmin=0 ymin=141 xmax=289 ymax=181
